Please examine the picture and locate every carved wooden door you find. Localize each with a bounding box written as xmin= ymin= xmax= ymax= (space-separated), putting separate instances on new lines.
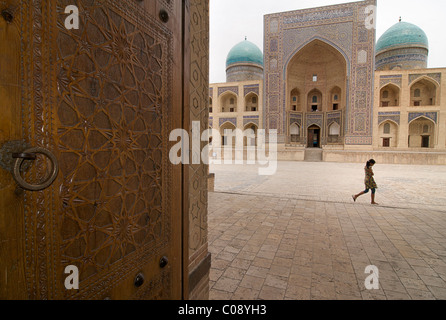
xmin=0 ymin=0 xmax=184 ymax=299
xmin=307 ymin=129 xmax=314 ymax=148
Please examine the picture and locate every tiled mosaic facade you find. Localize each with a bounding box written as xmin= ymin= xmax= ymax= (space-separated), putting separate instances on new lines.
xmin=378 ymin=112 xmax=401 ymax=125
xmin=244 ymin=84 xmax=260 ymax=97
xmin=380 ymin=74 xmax=403 ymax=88
xmin=264 ymin=0 xmax=377 ymax=145
xmin=376 ymin=47 xmax=429 ymax=71
xmin=409 ymin=73 xmax=441 ymax=86
xmin=243 ymin=115 xmax=260 ymax=127
xmin=218 ymin=86 xmax=239 ymax=96
xmin=226 ymin=64 xmax=264 ymax=82
xmin=208 ymin=80 xmax=263 ymax=148
xmin=373 ymin=68 xmax=446 ymax=151
xmin=408 ymin=112 xmax=438 ymax=124
xmin=219 ymin=117 xmax=238 ymax=127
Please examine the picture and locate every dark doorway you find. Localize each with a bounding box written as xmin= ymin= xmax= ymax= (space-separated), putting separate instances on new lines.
xmin=308 ymin=126 xmax=321 ymax=148
xmin=422 ymin=136 xmax=430 ymax=148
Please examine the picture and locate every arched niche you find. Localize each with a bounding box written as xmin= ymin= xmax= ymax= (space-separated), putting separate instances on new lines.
xmin=330 ymin=86 xmax=342 ymax=111
xmin=286 ymin=39 xmax=347 ymax=113
xmin=307 ymin=89 xmax=323 ymax=112
xmin=289 ymin=88 xmax=301 ymax=111
xmin=220 ymin=121 xmax=237 ymax=146
xmin=379 ymin=120 xmax=399 ymax=148
xmin=380 ymin=83 xmax=400 ymax=107
xmin=290 ymin=123 xmax=301 ymax=143
xmin=408 ymin=117 xmax=435 ymax=148
xmin=245 ymin=92 xmax=259 ymax=112
xmin=243 ymin=123 xmax=258 ymax=146
xmin=410 ymin=78 xmax=438 ymax=107
xmin=219 ymin=92 xmax=238 ymax=113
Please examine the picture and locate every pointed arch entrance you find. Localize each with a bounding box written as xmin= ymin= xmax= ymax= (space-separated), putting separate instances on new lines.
xmin=286 ymin=39 xmax=347 ymax=147
xmin=308 ymin=125 xmax=322 ymax=148
xmin=409 ymin=116 xmax=436 ymax=148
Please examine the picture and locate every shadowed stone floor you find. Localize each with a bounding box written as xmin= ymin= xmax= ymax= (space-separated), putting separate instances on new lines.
xmin=208 ymin=162 xmax=446 ymax=300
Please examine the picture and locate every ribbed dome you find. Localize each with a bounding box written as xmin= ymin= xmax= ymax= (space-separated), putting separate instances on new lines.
xmin=226 ymin=40 xmax=263 ymax=68
xmin=376 ymin=21 xmax=429 ymax=54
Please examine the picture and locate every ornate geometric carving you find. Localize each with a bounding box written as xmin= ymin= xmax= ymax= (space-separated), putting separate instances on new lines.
xmin=188 ymin=0 xmax=209 ymax=259
xmin=268 ymin=74 xmax=280 ymax=92
xmin=354 ymin=113 xmax=367 ymax=132
xmin=270 ymin=38 xmax=278 ymax=52
xmin=268 ymin=95 xmax=280 ymax=113
xmin=19 ymin=0 xmax=178 ymax=300
xmin=354 ymin=91 xmax=367 ymax=109
xmin=344 ymin=136 xmax=373 ymax=145
xmin=356 ymin=67 xmax=368 ymax=87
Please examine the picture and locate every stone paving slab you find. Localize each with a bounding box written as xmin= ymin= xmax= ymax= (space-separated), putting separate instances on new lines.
xmin=208 ymin=162 xmax=446 ymax=300
xmin=210 ymin=162 xmax=446 ymax=211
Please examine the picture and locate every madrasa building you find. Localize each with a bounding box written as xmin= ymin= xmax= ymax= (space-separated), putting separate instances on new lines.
xmin=209 ymin=0 xmax=446 ymax=165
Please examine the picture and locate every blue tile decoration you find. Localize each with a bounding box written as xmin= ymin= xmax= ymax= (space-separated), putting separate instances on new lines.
xmin=409 ymin=73 xmax=441 ymax=86
xmin=378 ymin=112 xmax=401 ymax=125
xmin=243 ymin=85 xmax=260 ymax=97
xmin=218 ymin=86 xmax=239 ymax=97
xmin=263 ymin=0 xmax=376 ymax=145
xmin=408 ymin=112 xmax=438 ymax=124
xmin=219 ymin=117 xmax=237 ymax=127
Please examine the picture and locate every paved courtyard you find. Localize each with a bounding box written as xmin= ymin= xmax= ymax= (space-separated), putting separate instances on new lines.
xmin=208 ymin=161 xmax=446 ymax=300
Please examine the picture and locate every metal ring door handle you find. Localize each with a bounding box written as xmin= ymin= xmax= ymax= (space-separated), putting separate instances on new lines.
xmin=12 ymin=147 xmax=59 ymax=191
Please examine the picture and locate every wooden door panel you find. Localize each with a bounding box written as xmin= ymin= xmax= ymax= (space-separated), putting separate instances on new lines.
xmin=1 ymin=0 xmax=183 ymax=300
xmin=307 ymin=130 xmax=314 ymax=148
xmin=0 ymin=5 xmax=27 ymax=299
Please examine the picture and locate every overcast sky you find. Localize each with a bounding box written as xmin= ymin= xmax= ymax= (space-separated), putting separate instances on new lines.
xmin=210 ymin=0 xmax=446 ymax=83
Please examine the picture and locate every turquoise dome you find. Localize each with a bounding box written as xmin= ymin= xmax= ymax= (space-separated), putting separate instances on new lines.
xmin=376 ymin=21 xmax=429 ymax=54
xmin=226 ymin=40 xmax=263 ymax=68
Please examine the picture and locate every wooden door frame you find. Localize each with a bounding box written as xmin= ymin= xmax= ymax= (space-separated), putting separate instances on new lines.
xmin=181 ymin=0 xmax=191 ymax=300
xmin=0 ymin=0 xmax=208 ymax=300
xmin=181 ymin=0 xmax=211 ymax=300
xmin=307 ymin=125 xmax=321 ymax=148
xmin=1 ymin=0 xmax=190 ymax=300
